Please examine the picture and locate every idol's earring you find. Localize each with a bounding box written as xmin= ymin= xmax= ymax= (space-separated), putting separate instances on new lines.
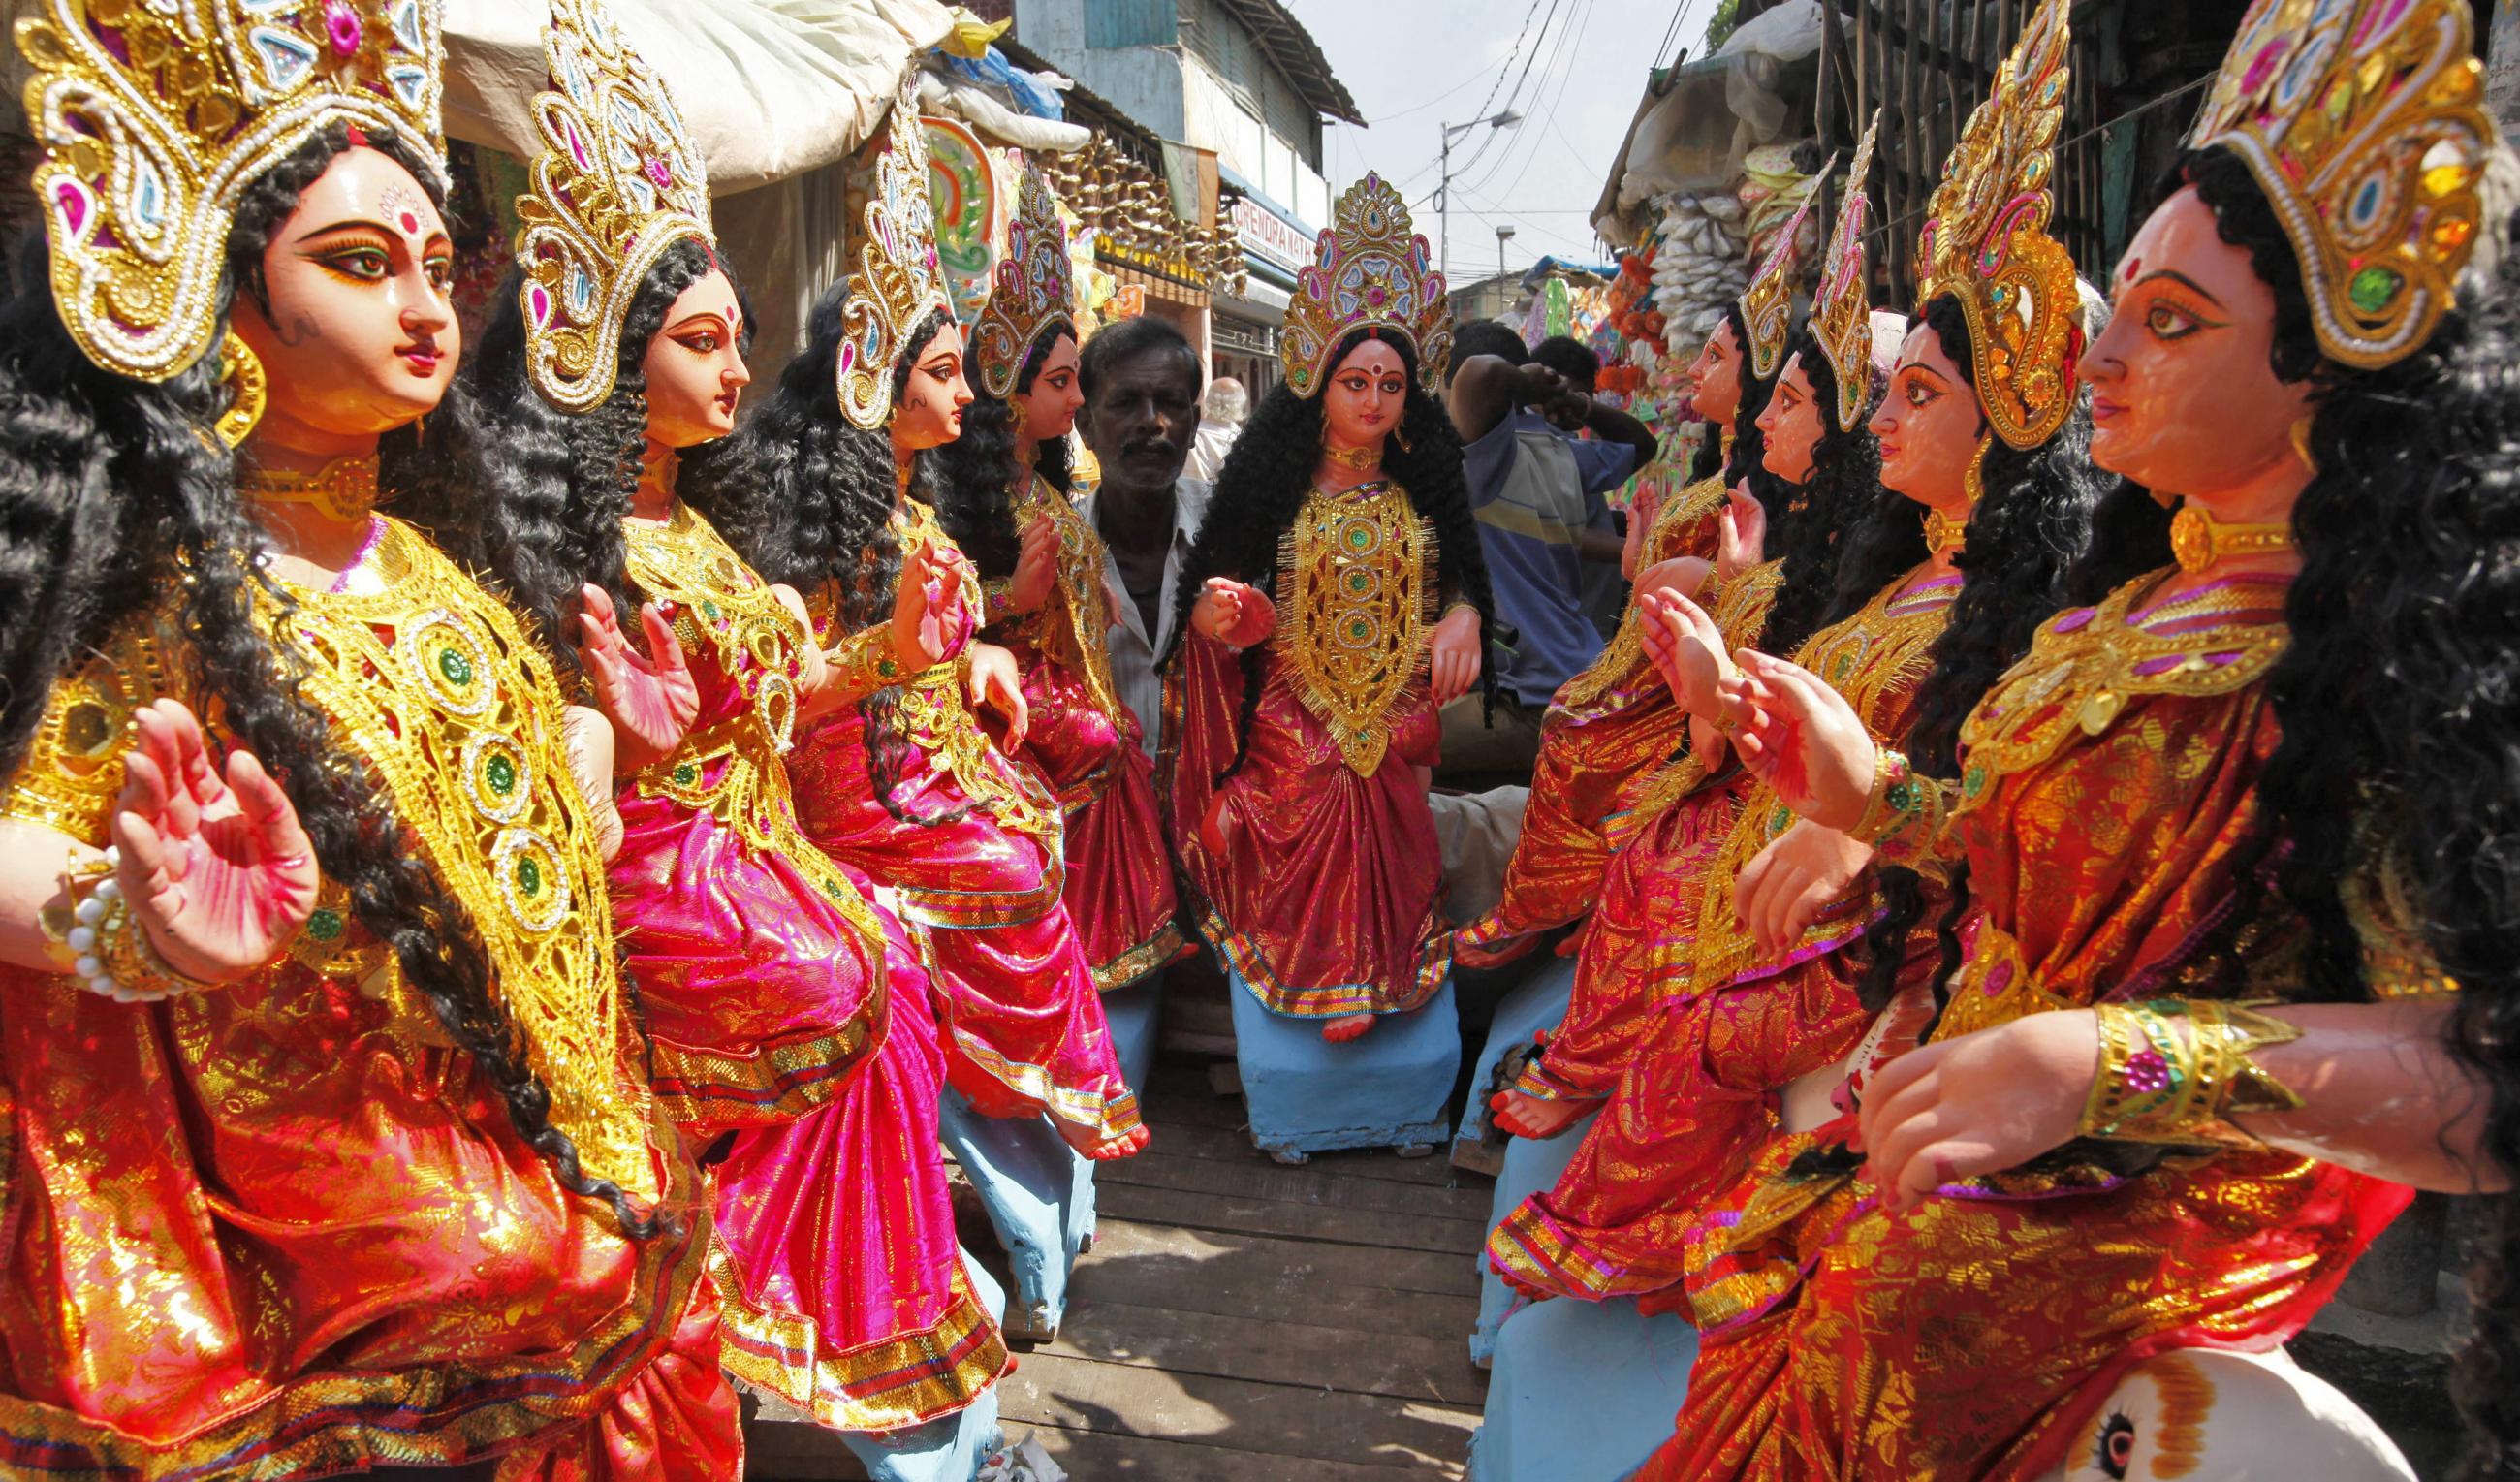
xmin=1393 ymin=421 xmax=1413 ymax=454
xmin=1963 ymin=434 xmax=1992 ymax=507
xmin=213 ymin=331 xmax=267 ymax=448
xmin=1010 ymin=399 xmax=1029 ymax=438
xmin=2288 ymin=413 xmax=2318 ymax=477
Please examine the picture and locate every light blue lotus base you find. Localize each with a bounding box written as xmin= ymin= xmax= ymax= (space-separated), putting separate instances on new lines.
xmin=1228 ymin=970 xmax=1461 ymax=1158
xmin=936 ymin=1089 xmax=1093 ymax=1341
xmin=838 ymin=1255 xmax=1008 ymax=1482
xmin=1100 ymin=971 xmax=1166 ymax=1099
xmin=1470 ymin=1099 xmax=1597 ymax=1368
xmin=1451 ymin=956 xmax=1578 ymax=1169
xmin=1466 ymin=1290 xmax=1699 ymax=1482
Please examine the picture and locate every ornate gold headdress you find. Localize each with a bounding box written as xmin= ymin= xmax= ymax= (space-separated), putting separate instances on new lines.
xmin=1280 ymin=173 xmax=1450 ymax=398
xmin=2190 ymin=0 xmax=2501 ymax=370
xmin=836 ymin=71 xmax=954 ymax=429
xmin=1737 ymin=157 xmax=1834 ymax=382
xmin=17 ymin=0 xmax=448 ymax=386
xmin=1812 ymin=115 xmax=1882 ymax=432
xmin=514 ymin=0 xmax=713 ymax=413
xmin=1916 ymin=0 xmax=2079 ymax=450
xmin=972 ymin=165 xmax=1076 ymax=399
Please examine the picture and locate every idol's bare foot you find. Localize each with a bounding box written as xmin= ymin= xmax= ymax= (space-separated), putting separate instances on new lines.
xmin=1489 ymin=1088 xmax=1589 ymax=1139
xmin=1322 ymin=1012 xmax=1376 ymax=1043
xmin=1058 ymin=1119 xmax=1150 ymax=1161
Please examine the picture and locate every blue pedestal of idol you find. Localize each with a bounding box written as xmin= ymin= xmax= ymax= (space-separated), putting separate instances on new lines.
xmin=1466 ymin=1289 xmax=1699 ymax=1482
xmin=1226 ymin=969 xmax=1461 ymax=1160
xmin=1471 ymin=1101 xmax=1596 ymax=1368
xmin=937 ymin=1089 xmax=1093 ymax=1343
xmin=1451 ymin=956 xmax=1578 ymax=1170
xmin=1101 ymin=970 xmax=1166 ymax=1100
xmin=837 ymin=1253 xmax=1008 ymax=1482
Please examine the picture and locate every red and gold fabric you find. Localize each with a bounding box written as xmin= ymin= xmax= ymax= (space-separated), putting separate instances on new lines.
xmin=614 ymin=502 xmax=892 ymax=1136
xmin=1456 ymin=464 xmax=1732 ymax=962
xmin=1488 ymin=570 xmax=1959 ymax=1303
xmin=1165 ymin=481 xmax=1452 ymax=1018
xmin=1646 ymin=571 xmax=2419 ymax=1481
xmin=0 ymin=521 xmax=732 ymax=1478
xmin=988 ymin=472 xmax=1187 ymax=990
xmin=792 ymin=498 xmax=1138 ymax=1142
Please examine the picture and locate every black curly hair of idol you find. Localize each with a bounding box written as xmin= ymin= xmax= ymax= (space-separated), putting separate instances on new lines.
xmin=0 ymin=123 xmax=665 ymax=1240
xmin=1164 ymin=326 xmax=1499 ymax=781
xmin=930 ymin=319 xmax=1079 ymax=582
xmin=1847 ymin=292 xmax=2126 ymax=1016
xmin=2125 ymin=147 xmax=2520 ymax=1481
xmin=681 ymin=294 xmax=964 ymax=827
xmin=395 ymin=236 xmax=719 ymax=670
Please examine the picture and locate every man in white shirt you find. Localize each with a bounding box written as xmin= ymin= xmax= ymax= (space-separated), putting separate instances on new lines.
xmin=1184 ymin=375 xmax=1246 ymax=485
xmin=1075 ymin=316 xmax=1208 ymax=756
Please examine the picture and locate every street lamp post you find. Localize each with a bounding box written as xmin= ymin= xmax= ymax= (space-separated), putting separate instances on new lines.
xmin=1439 ymin=109 xmax=1523 ymax=277
xmin=1496 ymin=224 xmax=1516 ymax=315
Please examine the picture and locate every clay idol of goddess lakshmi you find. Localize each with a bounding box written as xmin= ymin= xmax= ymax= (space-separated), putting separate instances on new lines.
xmin=1665 ymin=0 xmax=2520 ymax=1474
xmin=0 ymin=0 xmax=738 ymax=1474
xmin=398 ymin=9 xmax=1008 ymax=1439
xmin=1165 ymin=173 xmax=1498 ymax=1044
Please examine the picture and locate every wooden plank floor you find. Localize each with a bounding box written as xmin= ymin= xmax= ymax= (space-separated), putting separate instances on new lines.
xmin=748 ymin=1056 xmax=1495 ymax=1479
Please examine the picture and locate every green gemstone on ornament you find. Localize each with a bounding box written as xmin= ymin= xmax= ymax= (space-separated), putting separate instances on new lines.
xmin=307 ymin=908 xmax=345 ymax=941
xmin=2348 ymin=265 xmax=2401 ymax=313
xmin=438 ymin=647 xmax=472 ymax=685
xmin=485 ymin=753 xmax=518 ymax=795
xmin=1885 ymin=779 xmax=1917 ymax=811
xmin=673 ymin=761 xmax=699 ymax=786
xmin=702 ymin=600 xmax=721 ymax=618
xmin=516 ymin=856 xmax=543 ymax=897
xmin=1770 ymin=804 xmax=1794 ymax=834
xmin=1963 ymin=764 xmax=1988 ymax=799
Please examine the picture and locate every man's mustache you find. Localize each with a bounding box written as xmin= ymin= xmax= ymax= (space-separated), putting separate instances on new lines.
xmin=1121 ymin=438 xmax=1179 ymax=458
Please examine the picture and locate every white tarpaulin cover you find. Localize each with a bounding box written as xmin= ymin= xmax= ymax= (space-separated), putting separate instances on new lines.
xmin=444 ymin=0 xmax=955 ymax=194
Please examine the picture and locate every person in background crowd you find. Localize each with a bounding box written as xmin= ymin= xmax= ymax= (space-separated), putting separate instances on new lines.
xmin=1442 ymin=321 xmax=1658 ymax=777
xmin=1532 ymin=333 xmax=1642 ymax=636
xmin=1077 ymin=315 xmax=1209 ymax=754
xmin=1186 ymin=374 xmax=1246 ymax=485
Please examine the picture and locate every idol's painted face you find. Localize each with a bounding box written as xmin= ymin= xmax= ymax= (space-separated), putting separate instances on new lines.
xmin=1321 ymin=337 xmax=1408 ymax=454
xmin=234 ymin=144 xmax=456 ymax=435
xmin=1757 ymin=353 xmax=1825 ymax=485
xmin=1012 ymin=332 xmax=1085 ymax=442
xmin=2080 ymin=185 xmax=2315 ymax=502
xmin=1870 ymin=321 xmax=1986 ymax=506
xmin=1687 ymin=319 xmax=1746 ymax=425
xmin=892 ymin=319 xmax=975 ymax=452
xmin=643 ymin=267 xmax=749 ymax=448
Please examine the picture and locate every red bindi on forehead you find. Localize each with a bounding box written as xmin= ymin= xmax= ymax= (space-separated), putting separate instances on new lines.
xmin=2120 ymin=254 xmax=2142 ymax=283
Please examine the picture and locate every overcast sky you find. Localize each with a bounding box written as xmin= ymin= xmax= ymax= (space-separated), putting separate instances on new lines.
xmin=1290 ymin=0 xmax=1711 ymax=281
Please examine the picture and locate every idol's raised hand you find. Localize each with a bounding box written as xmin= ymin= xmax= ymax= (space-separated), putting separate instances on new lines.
xmin=1190 ymin=577 xmax=1276 ymax=649
xmin=1717 ymin=650 xmax=1880 ymax=832
xmin=574 ymin=583 xmax=697 ymax=772
xmin=1734 ymin=817 xmax=1874 ymax=956
xmin=1621 ymin=481 xmax=1662 ymax=581
xmin=1010 ymin=512 xmax=1060 ymax=615
xmin=106 ymin=700 xmax=319 ymax=994
xmin=967 ymin=641 xmax=1029 ymax=748
xmin=1716 ymin=481 xmax=1767 ymax=581
xmin=1636 ymin=587 xmax=1731 ymax=719
xmin=1427 ymin=604 xmax=1483 ymax=705
xmin=894 ymin=539 xmax=964 ymax=673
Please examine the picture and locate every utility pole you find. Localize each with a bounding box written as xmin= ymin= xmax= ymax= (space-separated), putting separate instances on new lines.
xmin=1496 ymin=224 xmax=1516 ymax=318
xmin=1438 ymin=109 xmax=1523 ymax=276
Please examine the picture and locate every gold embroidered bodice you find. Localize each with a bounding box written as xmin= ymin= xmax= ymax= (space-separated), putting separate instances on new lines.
xmin=1273 ymin=480 xmax=1437 ymax=776
xmin=619 ymin=502 xmax=892 ymax=935
xmin=3 ymin=518 xmax=654 ymax=1197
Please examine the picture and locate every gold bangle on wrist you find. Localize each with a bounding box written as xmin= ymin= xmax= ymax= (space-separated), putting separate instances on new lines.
xmin=835 ymin=624 xmax=905 ymax=693
xmin=2079 ymin=998 xmax=2304 ymax=1145
xmin=1847 ymin=747 xmax=1916 ymax=846
xmin=982 ymin=578 xmax=1016 ymax=626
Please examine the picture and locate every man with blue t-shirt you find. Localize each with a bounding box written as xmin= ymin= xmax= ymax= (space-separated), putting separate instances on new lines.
xmin=1441 ymin=321 xmax=1658 ymax=776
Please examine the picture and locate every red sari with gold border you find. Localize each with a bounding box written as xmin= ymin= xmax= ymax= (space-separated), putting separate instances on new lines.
xmin=1641 ymin=572 xmax=2411 ymax=1482
xmin=1489 ymin=568 xmax=1959 ymax=1301
xmin=0 ymin=522 xmax=737 ymax=1480
xmin=1456 ymin=463 xmax=1732 ymax=962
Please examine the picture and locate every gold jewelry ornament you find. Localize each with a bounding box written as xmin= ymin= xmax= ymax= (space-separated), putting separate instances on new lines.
xmin=836 ymin=71 xmax=955 ymax=429
xmin=1963 ymin=433 xmax=1991 ymax=508
xmin=1321 ymin=440 xmax=1384 ymax=474
xmin=238 ymin=455 xmax=383 ymax=521
xmin=2192 ymin=0 xmax=2502 ymax=371
xmin=1923 ymin=508 xmax=1968 ymax=557
xmin=973 ymin=166 xmax=1077 ymax=399
xmin=835 ymin=623 xmax=903 ymax=694
xmin=1812 ymin=113 xmax=1884 ymax=431
xmin=2289 ymin=412 xmax=2319 ymax=476
xmin=16 ymin=0 xmax=448 ymax=386
xmin=1281 ymin=173 xmax=1451 ymax=398
xmin=1915 ymin=0 xmax=2082 ymax=450
xmin=213 ymin=331 xmax=268 ymax=447
xmin=1737 ymin=152 xmax=1837 ymax=382
xmin=1281 ymin=482 xmax=1433 ymax=775
xmin=2080 ymin=998 xmax=2305 ymax=1146
xmin=514 ymin=0 xmax=713 ymax=413
xmin=2169 ymin=505 xmax=2295 ymax=572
